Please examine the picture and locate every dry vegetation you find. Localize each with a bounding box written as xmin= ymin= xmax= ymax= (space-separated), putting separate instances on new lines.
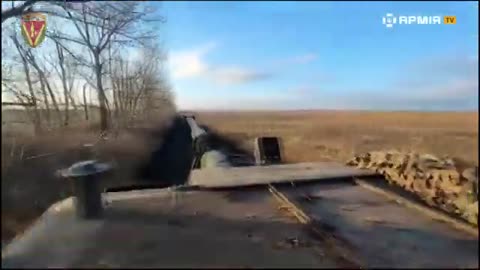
xmin=1 ymin=109 xmax=174 ymax=244
xmin=3 ymin=3 xmax=478 ymax=264
xmin=2 ymin=2 xmax=175 ymax=245
xmin=2 ymin=109 xmax=478 ymax=245
xmin=195 ymin=110 xmax=478 ymax=166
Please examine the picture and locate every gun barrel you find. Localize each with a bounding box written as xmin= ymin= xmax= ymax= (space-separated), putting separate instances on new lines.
xmin=183 ymin=115 xmax=232 ymax=169
xmin=185 ymin=116 xmax=207 ymax=139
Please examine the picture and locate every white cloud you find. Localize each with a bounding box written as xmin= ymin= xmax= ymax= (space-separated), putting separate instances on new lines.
xmin=169 ymin=44 xmax=319 ymax=87
xmin=209 ymin=66 xmax=272 ymax=86
xmin=178 ymin=52 xmax=478 ymax=111
xmin=169 ymin=42 xmax=271 ymax=85
xmin=169 ymin=42 xmax=217 ymax=79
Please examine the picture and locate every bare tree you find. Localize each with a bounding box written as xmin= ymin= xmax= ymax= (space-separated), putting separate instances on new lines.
xmin=45 ymin=39 xmax=78 ymax=126
xmin=10 ymin=34 xmax=43 ymax=134
xmin=136 ymin=43 xmax=174 ymax=121
xmin=1 ymin=1 xmax=91 ymax=24
xmin=23 ymin=48 xmax=62 ymax=125
xmin=82 ymin=83 xmax=89 ymax=121
xmin=2 ymin=1 xmax=167 ymax=133
xmin=110 ymin=41 xmax=173 ymax=128
xmin=1 ymin=0 xmax=39 ymax=23
xmin=46 ymin=2 xmax=161 ymax=131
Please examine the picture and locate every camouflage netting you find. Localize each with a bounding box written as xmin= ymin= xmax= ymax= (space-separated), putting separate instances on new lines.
xmin=347 ymin=151 xmax=478 ymax=225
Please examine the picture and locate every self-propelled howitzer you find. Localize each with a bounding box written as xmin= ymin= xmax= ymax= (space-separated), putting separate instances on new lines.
xmin=2 ymin=114 xmax=478 ymax=268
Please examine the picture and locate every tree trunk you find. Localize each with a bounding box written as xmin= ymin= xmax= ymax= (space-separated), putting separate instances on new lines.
xmin=43 ymin=77 xmax=63 ymax=126
xmin=25 ymin=52 xmax=62 ymax=125
xmin=83 ymin=83 xmax=89 ymax=121
xmin=20 ymin=54 xmax=42 ymax=135
xmin=39 ymin=77 xmax=51 ymax=128
xmin=108 ymin=40 xmax=120 ymax=128
xmin=69 ymin=92 xmax=78 ymax=111
xmin=56 ymin=43 xmax=70 ymax=127
xmin=93 ymin=51 xmax=109 ymax=131
xmin=11 ymin=36 xmax=42 ymax=134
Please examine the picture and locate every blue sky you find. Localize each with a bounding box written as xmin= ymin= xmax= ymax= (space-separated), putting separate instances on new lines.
xmin=2 ymin=1 xmax=476 ymax=111
xmin=157 ymin=1 xmax=478 ymax=111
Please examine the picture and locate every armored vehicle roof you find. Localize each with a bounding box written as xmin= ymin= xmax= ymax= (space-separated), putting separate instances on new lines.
xmin=2 ymin=162 xmax=478 ymax=268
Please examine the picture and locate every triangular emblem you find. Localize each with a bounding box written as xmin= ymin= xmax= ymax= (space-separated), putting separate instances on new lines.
xmin=21 ymin=12 xmax=47 ymax=48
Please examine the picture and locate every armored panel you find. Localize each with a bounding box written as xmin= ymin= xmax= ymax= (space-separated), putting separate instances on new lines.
xmin=1 ymin=189 xmax=341 ymax=268
xmin=254 ymin=137 xmax=283 ymax=165
xmin=189 ymin=162 xmax=377 ymax=188
xmin=3 ymin=177 xmax=477 ymax=268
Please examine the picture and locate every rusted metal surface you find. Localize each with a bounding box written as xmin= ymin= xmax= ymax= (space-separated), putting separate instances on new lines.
xmin=189 ymin=162 xmax=377 ymax=188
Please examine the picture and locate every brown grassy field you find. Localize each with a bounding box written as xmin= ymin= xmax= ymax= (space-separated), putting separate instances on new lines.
xmin=1 ymin=109 xmax=478 ymax=245
xmin=194 ymin=110 xmax=479 ymax=166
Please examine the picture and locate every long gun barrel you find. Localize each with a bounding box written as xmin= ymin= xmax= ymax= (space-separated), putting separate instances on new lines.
xmin=183 ymin=115 xmax=232 ymax=169
xmin=185 ymin=116 xmax=207 ymax=140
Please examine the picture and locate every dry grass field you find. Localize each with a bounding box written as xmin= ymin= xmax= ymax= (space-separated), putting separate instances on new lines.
xmin=1 ymin=109 xmax=478 ymax=245
xmin=194 ymin=110 xmax=479 ymax=166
